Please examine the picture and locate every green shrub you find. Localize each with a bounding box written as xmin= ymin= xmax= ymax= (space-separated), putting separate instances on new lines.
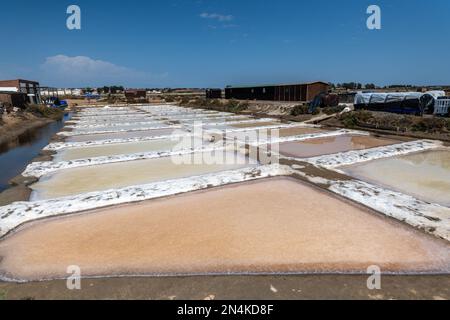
xmin=411 ymin=118 xmax=448 ymax=133
xmin=180 ymin=97 xmax=191 ymax=106
xmin=26 ymin=104 xmax=64 ymax=120
xmin=322 ymin=105 xmax=346 ymax=115
xmin=224 ymin=99 xmax=248 ymax=113
xmin=290 ymin=105 xmax=309 ymax=116
xmin=0 ymin=290 xmax=6 ymax=300
xmin=340 ymin=113 xmax=358 ymax=128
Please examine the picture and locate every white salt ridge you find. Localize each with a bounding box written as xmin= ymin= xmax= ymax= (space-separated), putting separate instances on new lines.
xmin=45 ymin=134 xmax=189 ymax=151
xmin=191 ymin=118 xmax=277 ymax=127
xmin=23 ymin=145 xmax=230 ymax=178
xmin=301 ymin=140 xmax=443 ymax=169
xmin=70 ymin=114 xmax=151 ymax=121
xmin=67 ymin=116 xmax=157 ymax=124
xmin=78 ymin=111 xmax=144 ymax=117
xmin=178 ymin=115 xmax=250 ymax=122
xmin=207 ymin=123 xmax=307 ymax=136
xmin=0 ymin=165 xmax=292 ymax=238
xmin=329 ymin=179 xmax=450 ymax=241
xmin=57 ymin=125 xmax=182 ymax=137
xmin=163 ymin=113 xmax=231 ymax=120
xmin=251 ymin=129 xmax=369 ymax=146
xmin=65 ymin=120 xmax=166 ymax=129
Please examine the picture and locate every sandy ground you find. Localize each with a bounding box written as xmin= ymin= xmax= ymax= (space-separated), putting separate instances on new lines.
xmin=1 ymin=275 xmax=449 ymax=300
xmin=277 ymin=135 xmax=398 ymax=158
xmin=2 ymin=178 xmax=449 ymax=281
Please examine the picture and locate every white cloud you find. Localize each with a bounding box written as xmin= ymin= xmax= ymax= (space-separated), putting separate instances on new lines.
xmin=40 ymin=55 xmax=167 ymax=87
xmin=200 ymin=12 xmax=234 ymax=22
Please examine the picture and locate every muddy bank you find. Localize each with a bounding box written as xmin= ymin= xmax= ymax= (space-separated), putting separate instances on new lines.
xmin=322 ymin=111 xmax=450 ymax=142
xmin=0 ymin=117 xmax=53 ymax=153
xmin=1 ymin=275 xmax=449 ymax=300
xmin=0 ymin=112 xmax=70 ymax=203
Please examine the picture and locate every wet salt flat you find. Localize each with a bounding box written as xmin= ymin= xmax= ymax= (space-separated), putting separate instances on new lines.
xmin=67 ymin=128 xmax=189 ymax=143
xmin=55 ymin=137 xmax=208 ymax=161
xmin=343 ymin=150 xmax=450 ymax=207
xmin=277 ymin=135 xmax=398 ymax=158
xmin=31 ymin=151 xmax=251 ymax=200
xmin=1 ymin=178 xmax=448 ymax=281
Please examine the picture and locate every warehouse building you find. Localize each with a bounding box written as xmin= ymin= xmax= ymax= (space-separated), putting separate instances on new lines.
xmin=224 ymin=81 xmax=329 ymax=102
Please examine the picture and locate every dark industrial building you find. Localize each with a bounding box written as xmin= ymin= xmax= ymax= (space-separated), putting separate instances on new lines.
xmin=206 ymin=88 xmax=222 ymax=99
xmin=0 ymin=79 xmax=41 ymax=104
xmin=0 ymin=92 xmax=28 ymax=108
xmin=125 ymin=89 xmax=147 ymax=102
xmin=225 ymin=81 xmax=329 ymax=102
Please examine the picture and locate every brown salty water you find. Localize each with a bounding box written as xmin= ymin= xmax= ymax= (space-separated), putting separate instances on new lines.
xmin=66 ymin=129 xmax=189 ymax=143
xmin=31 ymin=151 xmax=250 ymax=200
xmin=1 ymin=178 xmax=448 ymax=281
xmin=276 ymin=135 xmax=398 ymax=158
xmin=343 ymin=149 xmax=450 ymax=207
xmin=57 ymin=137 xmax=208 ymax=161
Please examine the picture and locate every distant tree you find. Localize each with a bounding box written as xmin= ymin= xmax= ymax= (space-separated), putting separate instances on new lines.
xmin=365 ymin=83 xmax=376 ymax=90
xmin=97 ymin=87 xmax=103 ymax=94
xmin=341 ymin=82 xmax=359 ymax=90
xmin=103 ymin=86 xmax=110 ymax=94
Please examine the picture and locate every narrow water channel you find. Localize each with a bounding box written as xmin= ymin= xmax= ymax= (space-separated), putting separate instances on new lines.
xmin=0 ymin=113 xmax=71 ymax=192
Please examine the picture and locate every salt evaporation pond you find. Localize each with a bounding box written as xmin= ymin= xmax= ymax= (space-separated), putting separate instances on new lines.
xmin=276 ymin=135 xmax=398 ymax=158
xmin=31 ymin=150 xmax=252 ymax=200
xmin=67 ymin=128 xmax=189 ymax=143
xmin=2 ymin=178 xmax=449 ymax=281
xmin=343 ymin=149 xmax=450 ymax=207
xmin=56 ymin=137 xmax=208 ymax=161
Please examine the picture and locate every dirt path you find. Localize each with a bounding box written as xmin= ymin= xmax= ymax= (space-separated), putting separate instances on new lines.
xmin=0 ymin=275 xmax=448 ymax=300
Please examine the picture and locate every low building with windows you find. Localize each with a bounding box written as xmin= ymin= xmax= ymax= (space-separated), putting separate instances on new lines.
xmin=0 ymin=79 xmax=42 ymax=105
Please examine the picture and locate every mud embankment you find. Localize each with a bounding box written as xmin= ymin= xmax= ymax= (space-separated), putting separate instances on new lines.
xmin=0 ymin=116 xmax=53 ymax=153
xmin=0 ymin=112 xmax=68 ymax=205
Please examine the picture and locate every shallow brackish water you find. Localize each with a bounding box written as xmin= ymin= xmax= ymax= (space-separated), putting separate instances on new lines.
xmin=276 ymin=135 xmax=398 ymax=158
xmin=1 ymin=178 xmax=449 ymax=281
xmin=31 ymin=150 xmax=251 ymax=200
xmin=343 ymin=149 xmax=450 ymax=207
xmin=55 ymin=137 xmax=209 ymax=161
xmin=0 ymin=113 xmax=71 ymax=192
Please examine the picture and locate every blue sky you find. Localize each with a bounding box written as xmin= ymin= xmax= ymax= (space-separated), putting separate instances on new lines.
xmin=0 ymin=0 xmax=449 ymax=88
